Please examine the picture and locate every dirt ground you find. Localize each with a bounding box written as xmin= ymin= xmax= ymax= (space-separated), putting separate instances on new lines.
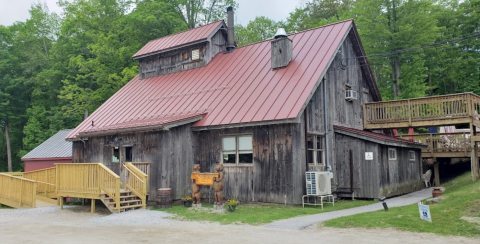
xmin=0 ymin=205 xmax=478 ymax=244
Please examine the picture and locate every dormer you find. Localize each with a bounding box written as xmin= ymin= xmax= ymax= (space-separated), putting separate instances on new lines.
xmin=132 ymin=20 xmax=228 ymax=79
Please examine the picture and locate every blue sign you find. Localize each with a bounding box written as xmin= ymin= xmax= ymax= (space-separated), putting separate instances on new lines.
xmin=418 ymin=202 xmax=432 ymax=222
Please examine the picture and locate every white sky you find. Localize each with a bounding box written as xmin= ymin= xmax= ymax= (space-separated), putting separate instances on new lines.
xmin=0 ymin=0 xmax=301 ymax=26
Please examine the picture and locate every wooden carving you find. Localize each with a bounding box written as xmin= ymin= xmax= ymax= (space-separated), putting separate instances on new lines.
xmin=191 ymin=164 xmax=201 ymax=204
xmin=213 ymin=163 xmax=224 ymax=205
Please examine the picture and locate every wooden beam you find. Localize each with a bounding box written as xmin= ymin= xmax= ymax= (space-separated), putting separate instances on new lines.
xmin=91 ymin=199 xmax=95 ymax=213
xmin=365 ymin=117 xmax=472 ymax=129
xmin=59 ymin=197 xmax=63 ymax=210
xmin=471 ymin=136 xmax=480 ymax=142
xmin=433 ymin=158 xmax=440 ymax=186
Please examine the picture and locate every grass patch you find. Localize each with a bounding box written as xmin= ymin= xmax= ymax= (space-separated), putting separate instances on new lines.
xmin=325 ymin=172 xmax=480 ymax=237
xmin=154 ymin=199 xmax=372 ymax=225
xmin=0 ymin=204 xmax=13 ymax=209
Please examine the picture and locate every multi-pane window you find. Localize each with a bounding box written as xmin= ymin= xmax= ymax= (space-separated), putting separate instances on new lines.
xmin=222 ymin=135 xmax=253 ymax=164
xmin=388 ymin=148 xmax=397 ymax=160
xmin=409 ymin=151 xmax=415 ymax=161
xmin=307 ymin=134 xmax=325 ymax=166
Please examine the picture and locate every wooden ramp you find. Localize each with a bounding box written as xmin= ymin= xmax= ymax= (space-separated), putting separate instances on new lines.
xmin=1 ymin=162 xmax=150 ymax=213
xmin=363 ymin=92 xmax=480 ymax=181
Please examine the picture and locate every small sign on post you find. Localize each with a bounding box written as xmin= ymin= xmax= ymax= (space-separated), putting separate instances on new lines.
xmin=365 ymin=152 xmax=373 ymax=160
xmin=418 ymin=202 xmax=432 ymax=222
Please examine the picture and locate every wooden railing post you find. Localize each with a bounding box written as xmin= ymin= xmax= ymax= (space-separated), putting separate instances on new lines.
xmin=20 ymin=179 xmax=23 ymax=207
xmin=115 ymin=178 xmax=120 ymax=210
xmin=408 ymin=100 xmax=412 ymax=126
xmin=32 ymin=182 xmax=37 ymax=208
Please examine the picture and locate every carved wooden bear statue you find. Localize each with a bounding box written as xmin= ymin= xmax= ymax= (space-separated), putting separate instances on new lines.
xmin=213 ymin=163 xmax=224 ymax=205
xmin=192 ymin=164 xmax=201 ymax=204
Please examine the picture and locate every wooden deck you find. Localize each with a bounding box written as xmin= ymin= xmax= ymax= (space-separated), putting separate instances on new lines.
xmin=0 ymin=163 xmax=150 ymax=212
xmin=363 ymin=92 xmax=480 ymax=181
xmin=364 ymin=93 xmax=480 ymax=129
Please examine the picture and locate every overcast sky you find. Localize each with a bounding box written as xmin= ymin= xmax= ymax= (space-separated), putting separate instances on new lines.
xmin=0 ymin=0 xmax=301 ymax=26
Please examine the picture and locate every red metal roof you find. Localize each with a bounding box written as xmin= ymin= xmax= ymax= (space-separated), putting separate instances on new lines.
xmin=133 ymin=20 xmax=225 ymax=59
xmin=67 ymin=20 xmax=356 ymax=139
xmin=333 ymin=125 xmax=426 ymax=146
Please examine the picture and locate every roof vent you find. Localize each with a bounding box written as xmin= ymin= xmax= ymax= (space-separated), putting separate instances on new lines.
xmin=271 ymin=29 xmax=292 ymax=69
xmin=226 ymin=6 xmax=235 ymax=52
xmin=274 ymin=28 xmax=287 ymax=39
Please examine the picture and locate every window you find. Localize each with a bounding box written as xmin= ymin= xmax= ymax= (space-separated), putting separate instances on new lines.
xmin=222 ymin=135 xmax=253 ymax=164
xmin=192 ymin=49 xmax=200 ymax=60
xmin=409 ymin=151 xmax=415 ymax=161
xmin=307 ymin=134 xmax=325 ymax=166
xmin=112 ymin=147 xmax=120 ymax=163
xmin=388 ymin=148 xmax=397 ymax=160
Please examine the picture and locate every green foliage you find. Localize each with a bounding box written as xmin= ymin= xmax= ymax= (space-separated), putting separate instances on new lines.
xmin=325 ymin=172 xmax=480 ymax=237
xmin=155 ymin=200 xmax=372 ymax=225
xmin=236 ymin=17 xmax=284 ymax=46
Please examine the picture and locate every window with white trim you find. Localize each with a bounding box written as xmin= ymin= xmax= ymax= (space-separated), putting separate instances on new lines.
xmin=307 ymin=134 xmax=325 ymax=166
xmin=388 ymin=148 xmax=397 ymax=160
xmin=222 ymin=135 xmax=253 ymax=164
xmin=409 ymin=151 xmax=415 ymax=161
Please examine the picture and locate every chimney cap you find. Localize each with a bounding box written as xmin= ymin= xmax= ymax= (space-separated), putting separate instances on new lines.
xmin=227 ymin=6 xmax=233 ymax=11
xmin=274 ymin=28 xmax=287 ymax=39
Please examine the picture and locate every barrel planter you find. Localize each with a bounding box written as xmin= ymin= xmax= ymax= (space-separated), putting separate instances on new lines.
xmin=156 ymin=188 xmax=173 ymax=208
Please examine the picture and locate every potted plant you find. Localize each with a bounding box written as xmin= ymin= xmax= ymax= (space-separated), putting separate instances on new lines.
xmin=181 ymin=196 xmax=193 ymax=207
xmin=225 ymin=197 xmax=239 ymax=212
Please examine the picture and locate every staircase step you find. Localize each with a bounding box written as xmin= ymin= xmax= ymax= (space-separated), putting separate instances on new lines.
xmin=119 ymin=204 xmax=143 ymax=210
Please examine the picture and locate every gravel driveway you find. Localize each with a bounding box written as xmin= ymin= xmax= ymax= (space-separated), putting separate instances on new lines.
xmin=0 ymin=204 xmax=478 ymax=244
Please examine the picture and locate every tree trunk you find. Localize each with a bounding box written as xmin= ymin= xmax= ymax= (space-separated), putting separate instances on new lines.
xmin=391 ymin=56 xmax=401 ymax=99
xmin=5 ymin=121 xmax=12 ymax=172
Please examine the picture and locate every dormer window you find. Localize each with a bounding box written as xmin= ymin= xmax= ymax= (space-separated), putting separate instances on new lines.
xmin=192 ymin=49 xmax=200 ymax=61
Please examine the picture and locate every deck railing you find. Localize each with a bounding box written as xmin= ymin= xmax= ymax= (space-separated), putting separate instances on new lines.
xmin=364 ymin=93 xmax=480 ymax=127
xmin=2 ymin=172 xmax=24 ymax=177
xmin=56 ymin=163 xmax=120 ymax=210
xmin=23 ymin=167 xmax=56 ymax=197
xmin=0 ymin=173 xmax=37 ymax=208
xmin=131 ymin=162 xmax=150 ymax=193
xmin=123 ymin=163 xmax=147 ymax=209
xmin=397 ymin=132 xmax=473 ymax=153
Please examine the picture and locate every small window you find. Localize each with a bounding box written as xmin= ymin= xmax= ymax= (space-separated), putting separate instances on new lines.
xmin=125 ymin=146 xmax=133 ymax=162
xmin=307 ymin=134 xmax=325 ymax=166
xmin=409 ymin=151 xmax=415 ymax=161
xmin=192 ymin=49 xmax=200 ymax=60
xmin=112 ymin=147 xmax=120 ymax=163
xmin=388 ymin=148 xmax=397 ymax=160
xmin=222 ymin=135 xmax=253 ymax=164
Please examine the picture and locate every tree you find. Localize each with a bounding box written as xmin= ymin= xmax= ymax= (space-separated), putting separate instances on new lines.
xmin=165 ymin=0 xmax=238 ymax=28
xmin=236 ymin=17 xmax=283 ymax=46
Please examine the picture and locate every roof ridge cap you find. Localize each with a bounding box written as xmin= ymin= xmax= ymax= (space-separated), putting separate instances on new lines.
xmin=145 ymin=20 xmax=225 ymax=43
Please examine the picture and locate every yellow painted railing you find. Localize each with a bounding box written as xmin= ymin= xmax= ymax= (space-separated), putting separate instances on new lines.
xmin=0 ymin=173 xmax=37 ymax=208
xmin=364 ymin=93 xmax=480 ymax=127
xmin=23 ymin=167 xmax=56 ymax=197
xmin=56 ymin=163 xmax=120 ymax=210
xmin=2 ymin=172 xmax=24 ymax=177
xmin=131 ymin=162 xmax=150 ymax=193
xmin=123 ymin=163 xmax=147 ymax=208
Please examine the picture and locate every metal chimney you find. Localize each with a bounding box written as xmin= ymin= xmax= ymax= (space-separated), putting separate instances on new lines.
xmin=226 ymin=6 xmax=235 ymax=52
xmin=271 ymin=28 xmax=292 ymax=69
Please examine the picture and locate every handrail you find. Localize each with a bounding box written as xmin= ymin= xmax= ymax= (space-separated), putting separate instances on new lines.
xmin=364 ymin=93 xmax=480 ymax=126
xmin=2 ymin=172 xmax=24 ymax=177
xmin=131 ymin=162 xmax=150 ymax=193
xmin=98 ymin=164 xmax=121 ymax=210
xmin=0 ymin=173 xmax=37 ymax=208
xmin=397 ymin=132 xmax=472 ymax=153
xmin=23 ymin=167 xmax=56 ymax=196
xmin=123 ymin=163 xmax=147 ymax=209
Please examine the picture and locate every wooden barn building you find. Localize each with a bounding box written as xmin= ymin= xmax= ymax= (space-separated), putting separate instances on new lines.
xmin=22 ymin=129 xmax=73 ymax=172
xmin=67 ymin=10 xmax=425 ymax=204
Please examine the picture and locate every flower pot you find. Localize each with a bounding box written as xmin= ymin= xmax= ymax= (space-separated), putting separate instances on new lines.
xmin=432 ymin=187 xmax=443 ymax=198
xmin=227 ymin=205 xmax=237 ymax=212
xmin=184 ymin=201 xmax=193 ymax=207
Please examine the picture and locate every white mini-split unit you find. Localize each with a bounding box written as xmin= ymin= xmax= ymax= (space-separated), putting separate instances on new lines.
xmin=345 ymin=89 xmax=357 ymax=101
xmin=306 ymin=172 xmax=332 ymax=195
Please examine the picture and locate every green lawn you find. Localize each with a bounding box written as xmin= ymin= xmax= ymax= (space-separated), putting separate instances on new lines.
xmin=154 ymin=199 xmax=373 ymax=225
xmin=325 ymin=172 xmax=480 ymax=237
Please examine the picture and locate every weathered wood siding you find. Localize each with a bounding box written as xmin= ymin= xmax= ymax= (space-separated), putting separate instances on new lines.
xmin=333 ymin=133 xmax=423 ymax=199
xmin=193 ymin=122 xmax=305 ymax=204
xmin=334 ymin=133 xmax=380 ymax=198
xmin=72 ymin=124 xmax=195 ymax=200
xmin=138 ymin=31 xmax=227 ymax=79
xmin=378 ymin=146 xmax=423 ymax=197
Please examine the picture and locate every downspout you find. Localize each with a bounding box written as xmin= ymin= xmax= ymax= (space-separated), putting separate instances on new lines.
xmin=323 ymin=77 xmax=329 ymax=170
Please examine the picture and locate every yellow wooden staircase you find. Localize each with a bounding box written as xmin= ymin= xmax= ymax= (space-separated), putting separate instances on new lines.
xmin=0 ymin=162 xmax=150 ymax=213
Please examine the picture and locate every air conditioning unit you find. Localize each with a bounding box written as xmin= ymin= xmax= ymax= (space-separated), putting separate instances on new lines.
xmin=306 ymin=172 xmax=332 ymax=195
xmin=345 ymin=90 xmax=357 ymax=101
